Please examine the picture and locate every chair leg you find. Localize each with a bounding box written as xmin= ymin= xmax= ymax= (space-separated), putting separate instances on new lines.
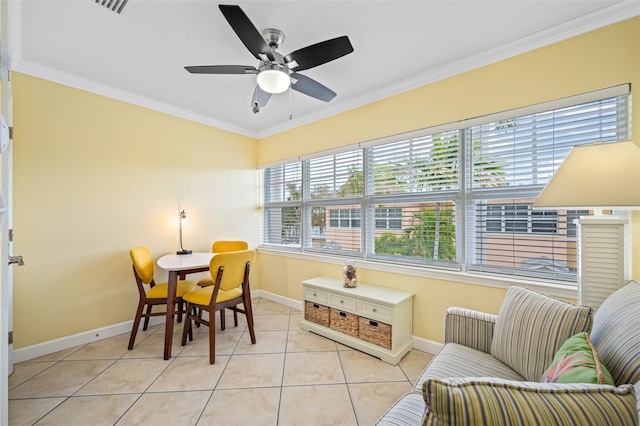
xmin=209 ymin=310 xmax=216 ymax=364
xmin=233 ymin=306 xmax=239 ymax=327
xmin=181 ymin=303 xmax=193 ymax=345
xmin=128 ymin=301 xmax=146 ymax=350
xmin=143 ymin=304 xmax=153 ymax=330
xmin=177 ymin=301 xmax=184 ymax=323
xmin=243 ymin=294 xmax=256 ymax=345
xmin=220 ymin=309 xmax=226 ymax=331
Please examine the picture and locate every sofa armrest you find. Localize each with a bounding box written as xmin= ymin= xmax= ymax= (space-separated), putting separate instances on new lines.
xmin=444 ymin=307 xmax=496 ymax=354
xmin=423 ymin=378 xmax=638 ymax=426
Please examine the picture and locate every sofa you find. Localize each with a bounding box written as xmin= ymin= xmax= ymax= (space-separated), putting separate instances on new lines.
xmin=377 ymin=281 xmax=640 ymax=425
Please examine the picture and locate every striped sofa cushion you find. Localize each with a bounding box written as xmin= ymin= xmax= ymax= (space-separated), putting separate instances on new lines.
xmin=376 ymin=392 xmax=426 ymax=426
xmin=422 ymin=378 xmax=638 ymax=426
xmin=491 ymin=285 xmax=593 ymax=382
xmin=590 ymin=280 xmax=640 ymax=386
xmin=413 ymin=343 xmax=524 ymax=394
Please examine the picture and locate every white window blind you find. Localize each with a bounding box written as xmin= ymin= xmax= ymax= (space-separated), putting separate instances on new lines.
xmin=467 ymin=94 xmax=629 ymax=281
xmin=368 ymin=131 xmax=460 ymax=266
xmin=263 ymin=163 xmax=302 ymax=247
xmin=304 ymin=149 xmax=363 ymax=254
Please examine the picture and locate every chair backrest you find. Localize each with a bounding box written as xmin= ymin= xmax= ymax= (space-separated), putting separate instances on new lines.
xmin=211 ymin=240 xmax=249 ymax=253
xmin=130 ymin=246 xmax=155 ymax=284
xmin=209 ymin=249 xmax=255 ymax=292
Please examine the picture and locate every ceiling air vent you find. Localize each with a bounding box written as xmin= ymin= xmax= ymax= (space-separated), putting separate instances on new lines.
xmin=94 ymin=0 xmax=129 ymax=15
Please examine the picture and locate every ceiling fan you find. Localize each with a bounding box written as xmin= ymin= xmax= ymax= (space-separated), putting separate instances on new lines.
xmin=185 ymin=4 xmax=354 ymax=113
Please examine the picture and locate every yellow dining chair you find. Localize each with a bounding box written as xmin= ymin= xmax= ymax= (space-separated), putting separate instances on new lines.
xmin=128 ymin=246 xmax=197 ymax=350
xmin=196 ymin=240 xmax=249 ymax=330
xmin=181 ymin=249 xmax=256 ymax=364
xmin=196 ymin=240 xmax=249 ymax=287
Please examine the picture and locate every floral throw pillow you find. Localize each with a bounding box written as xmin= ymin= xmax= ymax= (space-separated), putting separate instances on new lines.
xmin=540 ymin=332 xmax=614 ymax=385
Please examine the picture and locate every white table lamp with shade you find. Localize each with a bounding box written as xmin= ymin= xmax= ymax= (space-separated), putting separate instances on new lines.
xmin=533 ymin=141 xmax=640 ymax=308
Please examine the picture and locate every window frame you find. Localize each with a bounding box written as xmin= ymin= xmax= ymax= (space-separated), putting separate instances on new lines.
xmin=259 ymin=85 xmax=630 ymax=291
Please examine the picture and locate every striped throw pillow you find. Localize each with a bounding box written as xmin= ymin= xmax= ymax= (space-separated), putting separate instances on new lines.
xmin=491 ymin=285 xmax=592 ymax=382
xmin=422 ymin=377 xmax=637 ymax=426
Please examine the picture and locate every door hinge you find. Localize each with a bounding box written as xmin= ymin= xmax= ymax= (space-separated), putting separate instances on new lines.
xmin=8 ymin=126 xmax=13 ymax=140
xmin=8 ymin=228 xmax=13 ymax=242
xmin=8 ymin=331 xmax=12 ymax=345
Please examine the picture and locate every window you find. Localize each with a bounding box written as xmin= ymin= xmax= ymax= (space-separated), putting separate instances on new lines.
xmin=263 ymin=163 xmax=302 ymax=247
xmin=329 ymin=209 xmax=361 ymax=228
xmin=375 ymin=208 xmax=402 ymax=230
xmin=486 ymin=204 xmax=558 ymax=234
xmin=261 ymin=85 xmax=630 ymax=285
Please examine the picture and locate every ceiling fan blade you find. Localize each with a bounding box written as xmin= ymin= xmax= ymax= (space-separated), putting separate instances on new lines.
xmin=284 ymin=36 xmax=353 ymax=71
xmin=185 ymin=65 xmax=258 ymax=74
xmin=219 ymin=4 xmax=275 ymax=62
xmin=252 ymin=85 xmax=272 ymax=107
xmin=290 ymin=72 xmax=336 ymax=102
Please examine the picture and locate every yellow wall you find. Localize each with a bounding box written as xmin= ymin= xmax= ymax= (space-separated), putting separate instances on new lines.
xmin=257 ymin=17 xmax=640 ymax=342
xmin=12 ymin=74 xmax=258 ymax=347
xmin=10 ymin=17 xmax=640 ymax=349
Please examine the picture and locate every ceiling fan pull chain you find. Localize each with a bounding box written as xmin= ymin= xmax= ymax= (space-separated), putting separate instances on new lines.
xmin=289 ymin=84 xmax=293 ymax=120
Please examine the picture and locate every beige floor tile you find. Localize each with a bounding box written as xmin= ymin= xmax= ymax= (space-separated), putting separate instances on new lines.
xmin=199 ymin=387 xmax=280 ymax=425
xmin=35 ymin=394 xmax=140 ymax=425
xmin=147 ymin=356 xmax=229 ymax=392
xmin=75 ymin=358 xmax=169 ymax=395
xmin=279 ymin=384 xmax=357 ymax=426
xmin=348 ymin=381 xmax=413 ymax=425
xmin=65 ymin=334 xmax=131 ymax=360
xmin=289 ymin=313 xmax=303 ymax=330
xmin=283 ymin=351 xmax=345 ymax=386
xmin=217 ymin=353 xmax=284 ymax=389
xmin=399 ymin=349 xmax=433 ymax=382
xmin=339 ymin=350 xmax=407 ymax=383
xmin=233 ymin=330 xmax=287 ymax=354
xmin=122 ymin=333 xmax=186 ymax=359
xmin=9 ymin=398 xmax=65 ymax=426
xmin=9 ymin=360 xmax=114 ymax=399
xmin=253 ymin=301 xmax=291 ymax=315
xmin=9 ymin=361 xmax=56 ymax=390
xmin=180 ymin=330 xmax=243 ymax=357
xmin=27 ymin=346 xmax=83 ymax=362
xmin=253 ymin=314 xmax=290 ymax=331
xmin=116 ymin=390 xmax=211 ymax=425
xmin=286 ymin=330 xmax=337 ymax=352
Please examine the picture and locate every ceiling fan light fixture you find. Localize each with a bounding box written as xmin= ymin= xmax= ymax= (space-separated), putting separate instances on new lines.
xmin=257 ymin=67 xmax=290 ymax=94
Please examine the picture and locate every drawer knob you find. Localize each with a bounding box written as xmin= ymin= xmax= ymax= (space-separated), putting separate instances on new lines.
xmin=372 ymin=308 xmax=377 ymax=312
xmin=313 ymin=292 xmax=317 ymax=296
xmin=340 ymin=299 xmax=344 ymax=304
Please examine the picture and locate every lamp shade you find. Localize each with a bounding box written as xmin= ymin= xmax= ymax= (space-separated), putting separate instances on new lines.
xmin=533 ymin=141 xmax=640 ymax=210
xmin=257 ymin=68 xmax=290 ymax=94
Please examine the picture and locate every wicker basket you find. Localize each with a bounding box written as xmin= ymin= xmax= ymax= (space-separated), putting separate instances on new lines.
xmin=305 ymin=301 xmax=330 ymax=327
xmin=358 ymin=317 xmax=392 ymax=349
xmin=329 ymin=308 xmax=359 ymax=337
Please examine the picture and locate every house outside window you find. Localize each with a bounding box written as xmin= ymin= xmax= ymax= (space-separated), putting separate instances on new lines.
xmin=260 ymin=85 xmax=630 ymax=285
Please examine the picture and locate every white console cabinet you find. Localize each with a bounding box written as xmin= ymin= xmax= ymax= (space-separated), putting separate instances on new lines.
xmin=301 ymin=276 xmax=413 ymax=365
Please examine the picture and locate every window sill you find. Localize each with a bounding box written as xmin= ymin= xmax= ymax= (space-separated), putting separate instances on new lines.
xmin=256 ymin=246 xmax=579 ymax=300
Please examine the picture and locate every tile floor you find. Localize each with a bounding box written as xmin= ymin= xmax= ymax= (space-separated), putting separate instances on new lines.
xmin=9 ymin=297 xmax=433 ymax=425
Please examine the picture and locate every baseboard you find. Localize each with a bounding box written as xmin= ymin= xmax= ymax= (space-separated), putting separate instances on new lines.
xmin=411 ymin=335 xmax=443 ymax=355
xmin=12 ymin=289 xmax=438 ymax=363
xmin=255 ymin=289 xmax=304 ymax=311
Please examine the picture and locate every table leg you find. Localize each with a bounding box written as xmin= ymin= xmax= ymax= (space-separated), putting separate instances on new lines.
xmin=164 ymin=270 xmax=178 ymax=360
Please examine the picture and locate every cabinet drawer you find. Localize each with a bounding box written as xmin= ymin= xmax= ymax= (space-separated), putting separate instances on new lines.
xmin=304 ymin=287 xmax=328 ymax=304
xmin=359 ymin=300 xmax=392 ymax=322
xmin=329 ymin=293 xmax=357 ymax=313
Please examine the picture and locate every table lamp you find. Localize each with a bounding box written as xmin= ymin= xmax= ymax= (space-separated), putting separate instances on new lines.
xmin=177 ymin=209 xmax=192 ymax=255
xmin=533 ymin=140 xmax=640 ymax=307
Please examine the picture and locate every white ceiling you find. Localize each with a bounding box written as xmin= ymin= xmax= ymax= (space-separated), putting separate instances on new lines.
xmin=9 ymin=1 xmax=640 ymax=138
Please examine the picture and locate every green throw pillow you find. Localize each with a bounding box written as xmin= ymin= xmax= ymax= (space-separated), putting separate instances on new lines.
xmin=540 ymin=332 xmax=614 ymax=385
